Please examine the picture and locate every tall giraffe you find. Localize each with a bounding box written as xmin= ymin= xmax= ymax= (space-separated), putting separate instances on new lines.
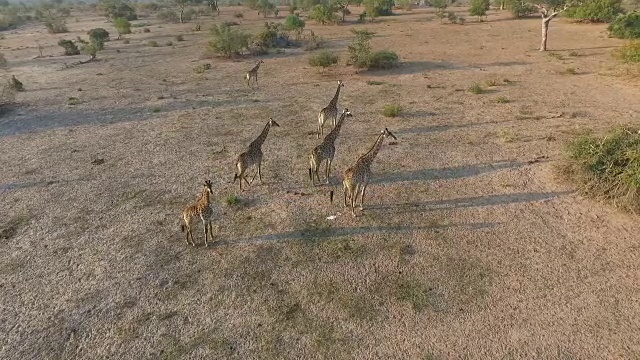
xmin=317 ymin=80 xmax=344 ymax=138
xmin=233 ymin=118 xmax=280 ymax=191
xmin=342 ymin=128 xmax=397 ymax=216
xmin=308 ymin=108 xmax=353 ymax=185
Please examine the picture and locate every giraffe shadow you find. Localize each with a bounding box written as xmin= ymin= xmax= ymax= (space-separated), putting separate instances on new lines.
xmin=220 ymin=222 xmax=498 ymax=245
xmin=367 ymin=191 xmax=572 ymax=214
xmin=365 ymin=60 xmax=463 ymax=76
xmin=371 ymin=160 xmax=529 ymax=185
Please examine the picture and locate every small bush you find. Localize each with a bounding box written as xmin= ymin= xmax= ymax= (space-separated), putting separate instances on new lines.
xmin=284 ymin=14 xmax=305 ymax=38
xmin=208 ymin=23 xmax=250 ymax=58
xmin=382 ymin=104 xmax=402 ymax=117
xmin=0 ymin=53 xmax=6 ymax=68
xmin=158 ymin=9 xmax=179 ymax=23
xmin=608 ymin=12 xmax=640 ymax=39
xmin=348 ymin=28 xmax=374 ymax=68
xmin=194 ymin=63 xmax=212 ymax=73
xmin=469 ymin=0 xmax=490 ymax=20
xmin=308 ymin=50 xmax=339 ymax=70
xmin=165 ymin=40 xmax=173 ymax=46
xmin=175 ymin=34 xmax=184 ymax=41
xmin=505 ymin=0 xmax=536 ymax=18
xmin=563 ymin=67 xmax=578 ymax=75
xmin=367 ymin=80 xmax=385 ymax=85
xmin=226 ymin=194 xmax=241 ymax=206
xmin=147 ymin=40 xmax=158 ymax=47
xmin=562 ymin=126 xmax=640 ymax=213
xmin=569 ymin=50 xmax=581 ymax=57
xmin=234 ymin=12 xmax=244 ymax=18
xmin=496 ymin=96 xmax=510 ymax=103
xmin=143 ymin=27 xmax=151 ymax=33
xmin=614 ymin=41 xmax=640 ymax=63
xmin=88 ymin=28 xmax=110 ymax=49
xmin=303 ymin=31 xmax=325 ymax=51
xmin=469 ymin=83 xmax=484 ymax=94
xmin=308 ymin=3 xmax=340 ymax=24
xmin=9 ymin=76 xmax=23 ymax=92
xmin=123 ymin=39 xmax=130 ymax=44
xmin=368 ymin=50 xmax=399 ymax=69
xmin=67 ymin=97 xmax=81 ymax=105
xmin=565 ymin=0 xmax=624 ymax=22
xmin=58 ymin=39 xmax=80 ymax=55
xmin=44 ymin=18 xmax=68 ymax=33
xmin=113 ymin=17 xmax=131 ymax=38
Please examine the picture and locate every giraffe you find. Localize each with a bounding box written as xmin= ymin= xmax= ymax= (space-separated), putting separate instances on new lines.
xmin=233 ymin=118 xmax=280 ymax=191
xmin=342 ymin=128 xmax=397 ymax=217
xmin=317 ymin=80 xmax=344 ymax=139
xmin=180 ymin=180 xmax=214 ymax=247
xmin=308 ymin=108 xmax=353 ymax=185
xmin=246 ymin=60 xmax=264 ymax=88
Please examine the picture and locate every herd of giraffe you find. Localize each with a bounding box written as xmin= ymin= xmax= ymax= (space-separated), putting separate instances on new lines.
xmin=181 ymin=61 xmax=398 ymax=247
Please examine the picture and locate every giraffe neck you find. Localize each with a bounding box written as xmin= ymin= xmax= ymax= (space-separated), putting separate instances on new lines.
xmin=197 ymin=188 xmax=211 ymax=208
xmin=329 ymin=84 xmax=342 ymax=106
xmin=251 ymin=121 xmax=271 ymax=148
xmin=252 ymin=62 xmax=261 ymax=72
xmin=324 ymin=112 xmax=347 ymax=144
xmin=358 ymin=133 xmax=385 ymax=167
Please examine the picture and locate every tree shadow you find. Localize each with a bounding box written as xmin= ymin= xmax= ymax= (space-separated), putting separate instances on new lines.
xmin=474 ymin=61 xmax=531 ymax=67
xmin=0 ymin=180 xmax=63 ymax=193
xmin=372 ymin=160 xmax=529 ymax=185
xmin=368 ymin=191 xmax=572 ymax=214
xmin=365 ymin=60 xmax=463 ymax=76
xmin=224 ymin=222 xmax=498 ymax=245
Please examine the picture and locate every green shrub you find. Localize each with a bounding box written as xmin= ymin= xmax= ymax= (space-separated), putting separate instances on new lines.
xmin=608 ymin=12 xmax=640 ymax=39
xmin=147 ymin=40 xmax=159 ymax=47
xmin=158 ymin=9 xmax=179 ymax=22
xmin=565 ymin=0 xmax=624 ymax=22
xmin=226 ymin=194 xmax=241 ymax=205
xmin=175 ymin=34 xmax=184 ymax=41
xmin=81 ymin=42 xmax=100 ymax=60
xmin=88 ymin=28 xmax=110 ymax=49
xmin=505 ymin=0 xmax=536 ymax=18
xmin=234 ymin=12 xmax=244 ymax=18
xmin=308 ymin=50 xmax=339 ymax=70
xmin=123 ymin=39 xmax=130 ymax=44
xmin=44 ymin=18 xmax=68 ymax=33
xmin=469 ymin=83 xmax=484 ymax=94
xmin=431 ymin=0 xmax=448 ymax=13
xmin=614 ymin=41 xmax=640 ymax=62
xmin=284 ymin=14 xmax=305 ymax=38
xmin=143 ymin=27 xmax=151 ymax=32
xmin=446 ymin=11 xmax=457 ymax=23
xmin=303 ymin=31 xmax=325 ymax=50
xmin=309 ymin=3 xmax=340 ymax=24
xmin=165 ymin=40 xmax=173 ymax=46
xmin=469 ymin=0 xmax=490 ymax=19
xmin=194 ymin=63 xmax=212 ymax=73
xmin=396 ymin=0 xmax=414 ymax=11
xmin=496 ymin=96 xmax=510 ymax=103
xmin=382 ymin=104 xmax=402 ymax=117
xmin=363 ymin=0 xmax=394 ymax=21
xmin=348 ymin=28 xmax=374 ymax=68
xmin=562 ymin=126 xmax=640 ymax=213
xmin=98 ymin=0 xmax=138 ymax=20
xmin=208 ymin=23 xmax=250 ymax=57
xmin=113 ymin=17 xmax=131 ymax=38
xmin=9 ymin=75 xmax=23 ymax=92
xmin=368 ymin=50 xmax=399 ymax=69
xmin=58 ymin=39 xmax=80 ymax=55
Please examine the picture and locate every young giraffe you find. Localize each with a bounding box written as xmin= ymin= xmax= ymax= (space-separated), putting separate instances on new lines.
xmin=233 ymin=118 xmax=280 ymax=191
xmin=308 ymin=108 xmax=353 ymax=186
xmin=180 ymin=180 xmax=214 ymax=247
xmin=317 ymin=80 xmax=344 ymax=139
xmin=246 ymin=60 xmax=264 ymax=88
xmin=342 ymin=128 xmax=397 ymax=217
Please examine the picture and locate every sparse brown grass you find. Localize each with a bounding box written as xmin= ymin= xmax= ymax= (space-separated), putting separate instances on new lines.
xmin=0 ymin=7 xmax=638 ymax=360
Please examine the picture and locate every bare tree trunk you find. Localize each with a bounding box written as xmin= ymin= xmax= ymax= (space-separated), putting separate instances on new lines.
xmin=540 ymin=17 xmax=550 ymax=51
xmin=179 ymin=6 xmax=185 ymax=23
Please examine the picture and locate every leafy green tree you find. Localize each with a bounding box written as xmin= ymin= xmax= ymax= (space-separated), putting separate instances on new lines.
xmin=468 ymin=0 xmax=490 ymax=20
xmin=208 ymin=24 xmax=251 ymax=57
xmin=284 ymin=14 xmax=305 ymax=38
xmin=608 ymin=12 xmax=640 ymax=38
xmin=363 ymin=0 xmax=393 ymax=21
xmin=564 ymin=0 xmax=623 ymax=22
xmin=88 ymin=28 xmax=109 ymax=50
xmin=98 ymin=0 xmax=138 ymax=20
xmin=112 ymin=17 xmax=131 ymax=38
xmin=505 ymin=0 xmax=537 ymax=18
xmin=309 ymin=2 xmax=340 ymax=24
xmin=430 ymin=0 xmax=448 ymax=14
xmin=256 ymin=0 xmax=277 ymax=17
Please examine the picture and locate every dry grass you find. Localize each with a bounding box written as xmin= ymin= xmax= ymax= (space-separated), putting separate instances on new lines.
xmin=0 ymin=5 xmax=639 ymax=359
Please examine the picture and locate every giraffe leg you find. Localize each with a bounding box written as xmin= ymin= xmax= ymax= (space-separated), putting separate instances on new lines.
xmin=325 ymin=159 xmax=332 ymax=184
xmin=255 ymin=74 xmax=259 ymax=88
xmin=208 ymin=222 xmax=214 ymax=244
xmin=189 ymin=226 xmax=196 ymax=246
xmin=360 ymin=183 xmax=368 ymax=211
xmin=184 ymin=223 xmax=191 ymax=245
xmin=258 ymin=162 xmax=263 ymax=184
xmin=351 ymin=184 xmax=359 ymax=216
xmin=202 ymin=218 xmax=208 ymax=247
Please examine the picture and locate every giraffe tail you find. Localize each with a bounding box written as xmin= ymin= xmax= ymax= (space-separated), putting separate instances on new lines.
xmin=233 ymin=173 xmax=238 ymax=183
xmin=180 ymin=224 xmax=185 ymax=232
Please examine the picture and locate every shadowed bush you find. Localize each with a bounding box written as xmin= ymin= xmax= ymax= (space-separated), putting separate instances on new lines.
xmin=613 ymin=41 xmax=640 ymax=63
xmin=565 ymin=0 xmax=624 ymax=22
xmin=308 ymin=50 xmax=339 ymax=71
xmin=58 ymin=39 xmax=80 ymax=55
xmin=382 ymin=104 xmax=402 ymax=117
xmin=208 ymin=23 xmax=250 ymax=57
xmin=562 ymin=126 xmax=640 ymax=213
xmin=608 ymin=12 xmax=640 ymax=39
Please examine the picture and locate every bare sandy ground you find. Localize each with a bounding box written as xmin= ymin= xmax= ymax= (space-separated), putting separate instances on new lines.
xmin=0 ymin=5 xmax=639 ymax=359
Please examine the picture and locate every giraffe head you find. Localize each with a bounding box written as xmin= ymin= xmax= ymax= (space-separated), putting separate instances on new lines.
xmin=268 ymin=118 xmax=280 ymax=127
xmin=342 ymin=108 xmax=353 ymax=118
xmin=202 ymin=180 xmax=213 ymax=194
xmin=258 ymin=60 xmax=264 ymax=65
xmin=337 ymin=80 xmax=344 ymax=87
xmin=381 ymin=128 xmax=397 ymax=141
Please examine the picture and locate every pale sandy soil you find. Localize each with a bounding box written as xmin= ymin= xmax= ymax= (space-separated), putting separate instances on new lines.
xmin=0 ymin=5 xmax=639 ymax=359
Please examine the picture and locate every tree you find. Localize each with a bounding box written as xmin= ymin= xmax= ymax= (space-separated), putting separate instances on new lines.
xmin=564 ymin=0 xmax=623 ymax=22
xmin=533 ymin=1 xmax=572 ymax=51
xmin=469 ymin=0 xmax=490 ymax=20
xmin=608 ymin=12 xmax=640 ymax=39
xmin=58 ymin=39 xmax=80 ymax=55
xmin=284 ymin=14 xmax=305 ymax=38
xmin=430 ymin=0 xmax=448 ymax=14
xmin=256 ymin=0 xmax=277 ymax=17
xmin=505 ymin=0 xmax=537 ymax=18
xmin=98 ymin=0 xmax=137 ymax=20
xmin=112 ymin=17 xmax=131 ymax=39
xmin=363 ymin=0 xmax=393 ymax=21
xmin=208 ymin=24 xmax=251 ymax=57
xmin=205 ymin=0 xmax=219 ymax=15
xmin=88 ymin=28 xmax=110 ymax=49
xmin=309 ymin=2 xmax=340 ymax=24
